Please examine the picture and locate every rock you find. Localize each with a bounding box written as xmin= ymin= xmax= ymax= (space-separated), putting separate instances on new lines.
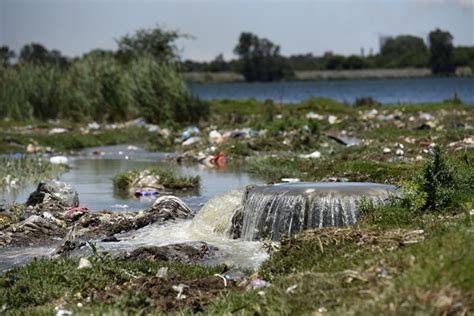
xmin=383 ymin=148 xmax=392 ymax=154
xmin=116 ymin=242 xmax=218 ymax=264
xmin=26 ymin=181 xmax=79 ymax=212
xmin=151 ymin=195 xmax=193 ymax=219
xmin=160 ymin=128 xmax=171 ymax=138
xmin=0 ymin=215 xmax=67 ymax=247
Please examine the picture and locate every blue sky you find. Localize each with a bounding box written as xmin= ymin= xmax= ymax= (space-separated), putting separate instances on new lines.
xmin=1 ymin=0 xmax=473 ymax=61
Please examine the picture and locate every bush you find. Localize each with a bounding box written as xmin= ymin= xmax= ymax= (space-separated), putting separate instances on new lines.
xmin=420 ymin=146 xmax=459 ymax=211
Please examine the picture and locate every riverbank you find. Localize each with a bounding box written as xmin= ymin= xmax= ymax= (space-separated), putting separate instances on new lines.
xmin=0 ymin=99 xmax=473 ymax=314
xmin=184 ymin=67 xmax=473 ymax=83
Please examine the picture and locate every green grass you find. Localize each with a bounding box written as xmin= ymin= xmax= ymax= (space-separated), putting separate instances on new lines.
xmin=248 ymin=154 xmax=417 ymax=183
xmin=0 ymin=257 xmax=227 ymax=314
xmin=113 ymin=166 xmax=200 ymax=191
xmin=0 ymin=156 xmax=64 ymax=188
xmin=0 ymin=126 xmax=153 ymax=153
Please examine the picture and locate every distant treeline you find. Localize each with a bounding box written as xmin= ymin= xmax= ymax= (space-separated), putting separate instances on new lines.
xmin=182 ymin=29 xmax=474 ymax=81
xmin=0 ymin=27 xmax=208 ymax=123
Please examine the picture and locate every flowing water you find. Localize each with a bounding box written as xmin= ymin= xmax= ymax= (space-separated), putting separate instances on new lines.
xmin=0 ymin=149 xmax=399 ymax=271
xmin=241 ymin=182 xmax=398 ymax=241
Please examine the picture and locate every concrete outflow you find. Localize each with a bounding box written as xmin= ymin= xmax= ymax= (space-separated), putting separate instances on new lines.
xmin=237 ymin=182 xmax=398 ymax=241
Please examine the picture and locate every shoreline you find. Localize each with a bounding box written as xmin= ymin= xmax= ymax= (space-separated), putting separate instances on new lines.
xmin=184 ymin=66 xmax=473 ymax=83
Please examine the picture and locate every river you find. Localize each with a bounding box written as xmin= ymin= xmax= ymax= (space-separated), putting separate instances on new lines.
xmin=190 ymin=77 xmax=474 ymax=105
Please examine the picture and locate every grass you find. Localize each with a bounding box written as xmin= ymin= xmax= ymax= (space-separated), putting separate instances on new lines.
xmin=0 ymin=156 xmax=64 ymax=189
xmin=0 ymin=125 xmax=154 ymax=154
xmin=0 ymin=256 xmax=227 ymax=314
xmin=113 ymin=166 xmax=200 ymax=191
xmin=247 ymin=153 xmax=417 ymax=183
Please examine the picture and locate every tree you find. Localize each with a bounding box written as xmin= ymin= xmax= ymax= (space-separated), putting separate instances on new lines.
xmin=380 ymin=35 xmax=429 ymax=68
xmin=429 ymin=29 xmax=455 ymax=74
xmin=0 ymin=46 xmax=16 ymax=66
xmin=19 ymin=43 xmax=69 ymax=67
xmin=234 ymin=32 xmax=293 ymax=82
xmin=116 ymin=26 xmax=182 ymax=63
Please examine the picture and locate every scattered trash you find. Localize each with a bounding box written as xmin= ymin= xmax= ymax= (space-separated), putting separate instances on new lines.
xmin=210 ymin=152 xmax=225 ymax=167
xmin=127 ymin=145 xmax=139 ymax=150
xmin=395 ymin=149 xmax=405 ymax=156
xmin=49 ymin=156 xmax=68 ymax=165
xmin=49 ymin=127 xmax=67 ymax=134
xmin=306 ymin=112 xmax=324 ymax=120
xmin=250 ymin=279 xmax=270 ymax=289
xmin=318 ymin=306 xmax=328 ymax=313
xmin=65 ymin=207 xmax=89 ymax=221
xmin=383 ymin=147 xmax=391 ymax=154
xmin=134 ymin=190 xmax=159 ymax=197
xmin=55 ymin=306 xmax=73 ymax=316
xmin=182 ymin=136 xmax=201 ymax=146
xmin=328 ymin=115 xmax=338 ymax=125
xmin=172 ymin=284 xmax=188 ymax=300
xmin=470 ymin=209 xmax=474 ymax=216
xmin=111 ymin=204 xmax=129 ymax=209
xmin=77 ymin=257 xmax=92 ymax=270
xmin=326 ymin=134 xmax=361 ymax=147
xmin=87 ymin=122 xmax=100 ymax=130
xmin=300 ymin=151 xmax=321 ymax=159
xmin=281 ymin=178 xmax=301 ymax=183
xmin=286 ymin=284 xmax=298 ymax=293
xmin=214 ymin=274 xmax=228 ymax=287
xmin=209 ymin=130 xmax=224 ymax=144
xmin=223 ymin=270 xmax=246 ymax=281
xmin=157 ymin=267 xmax=168 ymax=278
xmin=182 ymin=127 xmax=200 ymax=141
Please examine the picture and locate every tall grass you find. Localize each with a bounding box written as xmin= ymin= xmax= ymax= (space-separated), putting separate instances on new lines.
xmin=0 ymin=55 xmax=208 ymax=124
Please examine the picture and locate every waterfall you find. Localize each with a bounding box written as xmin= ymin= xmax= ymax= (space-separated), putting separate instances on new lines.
xmin=189 ymin=189 xmax=244 ymax=236
xmin=240 ymin=182 xmax=398 ymax=241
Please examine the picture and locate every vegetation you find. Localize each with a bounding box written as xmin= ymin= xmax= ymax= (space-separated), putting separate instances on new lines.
xmin=0 ymin=26 xmax=208 ymax=124
xmin=429 ymin=29 xmax=455 ymax=75
xmin=183 ymin=28 xmax=473 ymax=79
xmin=233 ymin=32 xmax=294 ymax=82
xmin=0 ymin=156 xmax=63 ymax=189
xmin=113 ymin=167 xmax=200 ymax=192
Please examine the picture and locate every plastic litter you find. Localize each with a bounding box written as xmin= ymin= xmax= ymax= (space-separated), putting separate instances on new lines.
xmin=209 ymin=130 xmax=224 ymax=144
xmin=286 ymin=284 xmax=298 ymax=293
xmin=328 ymin=115 xmax=338 ymax=124
xmin=172 ymin=284 xmax=188 ymax=300
xmin=182 ymin=127 xmax=200 ymax=141
xmin=157 ymin=267 xmax=168 ymax=278
xmin=49 ymin=156 xmax=68 ymax=165
xmin=250 ymin=279 xmax=270 ymax=289
xmin=55 ymin=306 xmax=73 ymax=316
xmin=134 ymin=191 xmax=158 ymax=197
xmin=300 ymin=151 xmax=321 ymax=159
xmin=77 ymin=257 xmax=92 ymax=270
xmin=49 ymin=128 xmax=67 ymax=134
xmin=210 ymin=152 xmax=225 ymax=167
xmin=182 ymin=136 xmax=201 ymax=146
xmin=65 ymin=207 xmax=89 ymax=221
xmin=281 ymin=178 xmax=301 ymax=183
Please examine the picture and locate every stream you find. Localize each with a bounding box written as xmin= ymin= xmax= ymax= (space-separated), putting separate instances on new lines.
xmin=0 ymin=145 xmax=268 ymax=272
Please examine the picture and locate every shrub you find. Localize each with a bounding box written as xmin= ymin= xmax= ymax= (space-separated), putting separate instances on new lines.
xmin=420 ymin=146 xmax=459 ymax=211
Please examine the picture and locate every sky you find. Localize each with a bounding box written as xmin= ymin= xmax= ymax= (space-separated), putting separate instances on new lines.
xmin=1 ymin=0 xmax=473 ymax=61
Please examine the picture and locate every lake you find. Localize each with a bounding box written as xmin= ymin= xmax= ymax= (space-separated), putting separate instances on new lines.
xmin=190 ymin=77 xmax=474 ymax=105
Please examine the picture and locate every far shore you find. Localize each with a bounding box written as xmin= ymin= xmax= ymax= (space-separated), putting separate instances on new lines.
xmin=184 ymin=66 xmax=473 ymax=83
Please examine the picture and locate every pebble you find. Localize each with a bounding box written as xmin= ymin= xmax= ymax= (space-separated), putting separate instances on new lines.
xmin=383 ymin=148 xmax=391 ymax=154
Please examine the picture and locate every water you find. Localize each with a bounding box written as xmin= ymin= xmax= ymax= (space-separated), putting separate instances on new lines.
xmin=190 ymin=77 xmax=474 ymax=105
xmin=3 ymin=145 xmax=261 ymax=211
xmin=241 ymin=182 xmax=398 ymax=241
